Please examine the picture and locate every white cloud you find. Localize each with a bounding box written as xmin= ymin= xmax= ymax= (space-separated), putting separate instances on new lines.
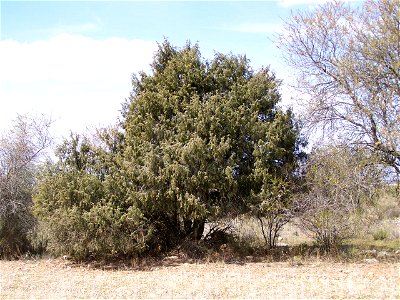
xmin=0 ymin=34 xmax=157 ymax=141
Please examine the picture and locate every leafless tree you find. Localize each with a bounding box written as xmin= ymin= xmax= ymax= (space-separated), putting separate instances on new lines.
xmin=296 ymin=144 xmax=383 ymax=251
xmin=278 ymin=0 xmax=400 ymax=175
xmin=0 ymin=115 xmax=52 ymax=257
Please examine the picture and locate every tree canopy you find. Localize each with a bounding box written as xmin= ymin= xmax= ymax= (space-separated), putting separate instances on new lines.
xmin=0 ymin=115 xmax=52 ymax=258
xmin=33 ymin=40 xmax=302 ymax=259
xmin=122 ymin=41 xmax=301 ymax=246
xmin=278 ymin=0 xmax=400 ymax=174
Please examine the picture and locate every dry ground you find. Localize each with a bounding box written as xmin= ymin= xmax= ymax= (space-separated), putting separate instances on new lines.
xmin=1 ymin=258 xmax=399 ymax=299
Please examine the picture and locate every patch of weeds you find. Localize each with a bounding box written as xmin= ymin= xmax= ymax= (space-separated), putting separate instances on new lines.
xmin=372 ymin=190 xmax=400 ymax=220
xmin=347 ymin=238 xmax=400 ymax=253
xmin=289 ymin=255 xmax=305 ymax=266
xmin=373 ymin=228 xmax=389 ymax=241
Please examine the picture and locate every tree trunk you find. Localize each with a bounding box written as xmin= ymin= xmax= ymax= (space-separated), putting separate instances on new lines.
xmin=192 ymin=219 xmax=205 ymax=240
xmin=183 ymin=219 xmax=205 ymax=240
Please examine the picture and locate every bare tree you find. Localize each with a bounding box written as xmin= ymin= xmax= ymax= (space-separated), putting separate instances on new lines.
xmin=278 ymin=0 xmax=400 ymax=174
xmin=0 ymin=115 xmax=52 ymax=257
xmin=296 ymin=144 xmax=382 ymax=251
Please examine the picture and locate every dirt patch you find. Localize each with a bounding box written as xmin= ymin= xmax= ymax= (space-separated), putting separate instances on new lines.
xmin=1 ymin=258 xmax=399 ymax=299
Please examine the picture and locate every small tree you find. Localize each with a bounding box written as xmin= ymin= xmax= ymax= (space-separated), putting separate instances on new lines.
xmin=0 ymin=115 xmax=52 ymax=258
xmin=297 ymin=145 xmax=382 ymax=251
xmin=249 ymin=110 xmax=303 ymax=249
xmin=251 ymin=177 xmax=294 ymax=248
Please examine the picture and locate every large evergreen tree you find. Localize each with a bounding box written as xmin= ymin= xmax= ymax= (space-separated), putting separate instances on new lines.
xmin=122 ymin=41 xmax=300 ymax=248
xmin=34 ymin=41 xmax=302 ymax=259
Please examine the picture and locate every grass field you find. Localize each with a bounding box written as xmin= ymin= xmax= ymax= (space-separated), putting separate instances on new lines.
xmin=1 ymin=257 xmax=399 ymax=299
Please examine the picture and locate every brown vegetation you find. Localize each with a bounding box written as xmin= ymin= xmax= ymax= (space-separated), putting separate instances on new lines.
xmin=1 ymin=258 xmax=398 ymax=299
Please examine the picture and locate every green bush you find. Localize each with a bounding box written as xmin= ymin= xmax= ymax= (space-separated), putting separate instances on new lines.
xmin=122 ymin=40 xmax=302 ymax=252
xmin=33 ymin=140 xmax=153 ymax=260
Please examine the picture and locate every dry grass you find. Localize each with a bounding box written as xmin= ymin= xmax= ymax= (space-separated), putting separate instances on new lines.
xmin=2 ymin=191 xmax=398 ymax=299
xmin=1 ymin=258 xmax=399 ymax=299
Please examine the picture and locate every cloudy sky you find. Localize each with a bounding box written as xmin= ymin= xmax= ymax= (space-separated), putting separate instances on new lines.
xmin=0 ymin=0 xmax=357 ymax=143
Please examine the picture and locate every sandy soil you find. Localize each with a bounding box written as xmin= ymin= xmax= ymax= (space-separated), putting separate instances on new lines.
xmin=1 ymin=258 xmax=399 ymax=299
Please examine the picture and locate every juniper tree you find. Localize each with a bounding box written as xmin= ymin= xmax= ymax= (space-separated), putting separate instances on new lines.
xmin=34 ymin=41 xmax=302 ymax=258
xmin=123 ymin=41 xmax=301 ymax=248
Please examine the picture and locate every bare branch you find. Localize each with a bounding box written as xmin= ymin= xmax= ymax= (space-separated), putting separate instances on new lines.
xmin=277 ymin=0 xmax=400 ymax=175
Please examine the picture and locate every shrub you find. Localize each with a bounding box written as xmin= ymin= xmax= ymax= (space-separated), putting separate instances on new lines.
xmin=296 ymin=145 xmax=382 ymax=251
xmin=373 ymin=228 xmax=389 ymax=241
xmin=33 ymin=136 xmax=153 ymax=260
xmin=0 ymin=213 xmax=34 ymax=258
xmin=251 ymin=177 xmax=296 ymax=249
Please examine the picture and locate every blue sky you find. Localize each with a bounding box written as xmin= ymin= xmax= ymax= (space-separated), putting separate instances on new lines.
xmin=2 ymin=1 xmax=288 ymax=67
xmin=0 ymin=0 xmax=354 ymax=141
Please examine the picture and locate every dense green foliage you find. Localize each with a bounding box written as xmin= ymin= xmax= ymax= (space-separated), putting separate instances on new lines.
xmin=123 ymin=41 xmax=301 ymax=248
xmin=33 ymin=41 xmax=301 ymax=259
xmin=34 ymin=134 xmax=151 ymax=259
